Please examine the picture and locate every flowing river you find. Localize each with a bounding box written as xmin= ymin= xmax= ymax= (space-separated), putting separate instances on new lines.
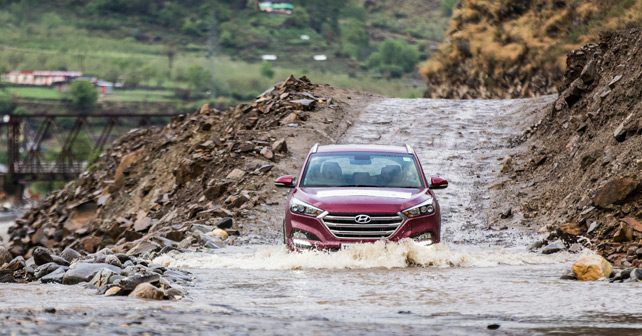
xmin=1 ymin=98 xmax=640 ymax=335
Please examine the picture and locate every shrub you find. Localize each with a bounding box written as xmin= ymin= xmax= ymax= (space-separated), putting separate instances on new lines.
xmin=440 ymin=0 xmax=458 ymax=16
xmin=186 ymin=65 xmax=213 ymax=93
xmin=260 ymin=62 xmax=275 ymax=79
xmin=367 ymin=40 xmax=419 ymax=77
xmin=68 ymin=80 xmax=98 ymax=113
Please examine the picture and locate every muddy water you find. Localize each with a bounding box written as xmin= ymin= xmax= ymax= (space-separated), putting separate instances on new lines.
xmin=1 ymin=98 xmax=641 ymax=335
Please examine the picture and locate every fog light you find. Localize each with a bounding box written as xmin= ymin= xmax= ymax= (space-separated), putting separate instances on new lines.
xmin=413 ymin=232 xmax=433 ymax=246
xmin=293 ymin=230 xmax=308 ymax=240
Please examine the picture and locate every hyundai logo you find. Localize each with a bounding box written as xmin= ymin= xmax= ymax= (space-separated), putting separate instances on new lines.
xmin=354 ymin=214 xmax=371 ymax=224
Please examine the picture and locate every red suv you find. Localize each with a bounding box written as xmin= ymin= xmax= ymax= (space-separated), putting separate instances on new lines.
xmin=275 ymin=144 xmax=448 ymax=250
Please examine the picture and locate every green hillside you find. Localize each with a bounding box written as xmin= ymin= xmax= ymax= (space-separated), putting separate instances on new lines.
xmin=0 ymin=0 xmax=452 ymax=102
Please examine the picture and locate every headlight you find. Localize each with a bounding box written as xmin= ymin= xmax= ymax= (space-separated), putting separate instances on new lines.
xmin=290 ymin=198 xmax=324 ymax=217
xmin=402 ymin=197 xmax=434 ymax=218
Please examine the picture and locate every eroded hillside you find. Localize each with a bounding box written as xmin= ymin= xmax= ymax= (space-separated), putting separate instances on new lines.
xmin=421 ymin=0 xmax=642 ymax=98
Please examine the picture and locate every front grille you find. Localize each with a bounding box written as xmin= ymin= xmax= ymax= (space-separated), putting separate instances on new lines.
xmin=321 ymin=213 xmax=403 ymax=239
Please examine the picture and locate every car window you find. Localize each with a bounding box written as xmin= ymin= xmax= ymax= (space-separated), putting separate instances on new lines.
xmin=301 ymin=152 xmax=423 ymax=188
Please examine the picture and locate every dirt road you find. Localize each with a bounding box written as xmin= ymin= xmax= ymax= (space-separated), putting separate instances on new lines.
xmin=1 ymin=97 xmax=641 ymax=335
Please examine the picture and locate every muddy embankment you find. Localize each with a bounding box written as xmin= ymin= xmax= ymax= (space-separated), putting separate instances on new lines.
xmin=0 ymin=76 xmax=371 ymax=297
xmin=494 ymin=29 xmax=642 ymax=269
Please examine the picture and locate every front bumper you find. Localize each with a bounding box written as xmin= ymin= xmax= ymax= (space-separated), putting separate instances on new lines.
xmin=285 ymin=212 xmax=441 ymax=250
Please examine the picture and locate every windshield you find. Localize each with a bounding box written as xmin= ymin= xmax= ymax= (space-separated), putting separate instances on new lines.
xmin=301 ymin=152 xmax=424 ymax=188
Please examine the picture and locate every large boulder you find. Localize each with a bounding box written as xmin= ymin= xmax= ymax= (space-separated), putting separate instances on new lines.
xmin=129 ymin=283 xmax=165 ymax=300
xmin=572 ymin=255 xmax=613 ymax=281
xmin=62 ymin=263 xmax=121 ymax=285
xmin=592 ymin=176 xmax=639 ymax=208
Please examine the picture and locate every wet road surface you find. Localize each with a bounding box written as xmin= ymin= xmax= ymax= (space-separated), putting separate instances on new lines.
xmin=1 ymin=98 xmax=641 ymax=335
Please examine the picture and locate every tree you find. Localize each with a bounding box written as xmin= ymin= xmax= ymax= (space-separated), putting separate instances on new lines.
xmin=68 ymin=80 xmax=98 ymax=112
xmin=260 ymin=62 xmax=275 ymax=79
xmin=367 ymin=40 xmax=419 ymax=78
xmin=186 ymin=65 xmax=213 ymax=93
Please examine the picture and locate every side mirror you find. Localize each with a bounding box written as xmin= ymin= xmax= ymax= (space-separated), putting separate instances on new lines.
xmin=430 ymin=176 xmax=448 ymax=189
xmin=275 ymin=175 xmax=296 ymax=188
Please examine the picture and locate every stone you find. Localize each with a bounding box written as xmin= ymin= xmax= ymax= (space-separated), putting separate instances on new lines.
xmin=499 ymin=208 xmax=512 ymax=219
xmin=34 ymin=262 xmax=64 ymax=279
xmin=32 ymin=247 xmax=54 ymax=266
xmin=272 ymin=138 xmax=288 ymax=153
xmin=89 ymin=269 xmax=118 ymax=288
xmin=613 ymin=113 xmax=637 ymax=142
xmin=572 ymin=255 xmax=613 ymax=281
xmin=260 ymin=147 xmax=274 ymax=160
xmin=500 ymin=156 xmax=512 ymax=173
xmin=560 ymin=269 xmax=577 ymax=280
xmin=40 ymin=268 xmax=66 ymax=284
xmin=613 ymin=222 xmax=633 ymax=243
xmin=79 ymin=235 xmax=103 ymax=253
xmin=104 ymin=286 xmax=122 ymax=296
xmin=0 ymin=270 xmax=15 ymax=283
xmin=118 ymin=273 xmax=161 ymax=291
xmin=216 ymin=217 xmax=233 ymax=229
xmin=621 ymin=217 xmax=642 ymax=233
xmin=51 ymin=255 xmax=70 ymax=266
xmin=226 ymin=168 xmax=246 ymax=180
xmin=105 ymin=255 xmax=123 ymax=268
xmin=587 ymin=221 xmax=599 ymax=234
xmin=62 ymin=263 xmax=121 ymax=285
xmin=542 ymin=242 xmax=565 ymax=254
xmin=0 ymin=246 xmax=12 ymax=266
xmin=2 ymin=256 xmax=25 ymax=272
xmin=126 ymin=240 xmax=161 ymax=257
xmin=129 ymin=283 xmax=165 ymax=300
xmin=210 ymin=228 xmax=229 ymax=240
xmin=559 ymin=223 xmax=582 ymax=236
xmin=134 ymin=211 xmax=153 ymax=232
xmin=592 ymin=176 xmax=639 ymax=208
xmin=204 ymin=182 xmax=229 ymax=200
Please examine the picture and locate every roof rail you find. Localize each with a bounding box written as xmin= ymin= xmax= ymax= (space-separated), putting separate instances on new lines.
xmin=311 ymin=143 xmax=319 ymax=153
xmin=405 ymin=144 xmax=413 ymax=154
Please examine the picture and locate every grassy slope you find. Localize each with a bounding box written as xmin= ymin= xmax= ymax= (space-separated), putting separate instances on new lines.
xmin=0 ymin=1 xmax=449 ymax=102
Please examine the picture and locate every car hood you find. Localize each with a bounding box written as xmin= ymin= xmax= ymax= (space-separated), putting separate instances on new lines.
xmin=295 ymin=187 xmax=430 ymax=213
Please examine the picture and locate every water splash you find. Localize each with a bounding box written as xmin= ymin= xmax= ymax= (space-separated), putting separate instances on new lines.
xmin=155 ymin=240 xmax=576 ymax=271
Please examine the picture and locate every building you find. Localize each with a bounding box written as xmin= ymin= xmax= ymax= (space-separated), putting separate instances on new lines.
xmin=1 ymin=70 xmax=83 ymax=86
xmin=258 ymin=1 xmax=293 ymax=14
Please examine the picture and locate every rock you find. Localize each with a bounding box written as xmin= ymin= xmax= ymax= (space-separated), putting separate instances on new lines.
xmin=216 ymin=217 xmax=233 ymax=229
xmin=34 ymin=262 xmax=64 ymax=279
xmin=542 ymin=242 xmax=565 ymax=254
xmin=500 ymin=156 xmax=512 ymax=173
xmin=3 ymin=256 xmax=26 ymax=272
xmin=592 ymin=176 xmax=639 ymax=208
xmin=613 ymin=112 xmax=636 ymax=142
xmin=272 ymin=138 xmax=288 ymax=153
xmin=210 ymin=228 xmax=229 ymax=240
xmin=558 ymin=223 xmax=582 ymax=236
xmin=32 ymin=247 xmax=54 ymax=266
xmin=587 ymin=221 xmax=599 ymax=234
xmin=89 ymin=268 xmax=118 ymax=288
xmin=40 ymin=268 xmax=66 ymax=284
xmin=226 ymin=168 xmax=246 ymax=180
xmin=105 ymin=255 xmax=123 ymax=268
xmin=260 ymin=147 xmax=274 ymax=160
xmin=129 ymin=283 xmax=165 ymax=300
xmin=499 ymin=208 xmax=512 ymax=219
xmin=0 ymin=270 xmax=15 ymax=283
xmin=572 ymin=255 xmax=613 ymax=281
xmin=613 ymin=222 xmax=633 ymax=243
xmin=631 ymin=269 xmax=642 ymax=281
xmin=62 ymin=263 xmax=121 ymax=285
xmin=621 ymin=217 xmax=642 ymax=233
xmin=134 ymin=211 xmax=153 ymax=232
xmin=204 ymin=182 xmax=229 ymax=200
xmin=117 ymin=273 xmax=161 ymax=291
xmin=104 ymin=286 xmax=122 ymax=296
xmin=80 ymin=235 xmax=103 ymax=253
xmin=0 ymin=246 xmax=12 ymax=266
xmin=560 ymin=269 xmax=577 ymax=280
xmin=126 ymin=239 xmax=161 ymax=257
